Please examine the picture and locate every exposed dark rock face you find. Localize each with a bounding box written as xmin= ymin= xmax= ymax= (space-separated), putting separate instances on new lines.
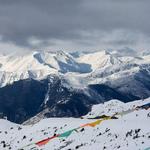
xmin=0 ymin=78 xmax=49 ymax=123
xmin=88 ymin=84 xmax=139 ymax=103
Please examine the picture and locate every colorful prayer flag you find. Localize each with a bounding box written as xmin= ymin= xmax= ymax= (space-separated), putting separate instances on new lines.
xmin=88 ymin=120 xmax=103 ymax=127
xmin=80 ymin=123 xmax=89 ymax=128
xmin=58 ymin=129 xmax=75 ymax=138
xmin=36 ymin=135 xmax=59 ymax=146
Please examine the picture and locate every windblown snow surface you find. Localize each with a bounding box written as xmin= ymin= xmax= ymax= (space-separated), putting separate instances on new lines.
xmin=0 ymin=98 xmax=150 ymax=150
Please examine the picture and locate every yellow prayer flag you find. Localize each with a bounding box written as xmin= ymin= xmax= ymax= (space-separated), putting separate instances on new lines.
xmin=88 ymin=119 xmax=103 ymax=127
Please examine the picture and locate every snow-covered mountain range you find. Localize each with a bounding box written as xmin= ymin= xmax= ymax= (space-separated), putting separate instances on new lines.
xmin=0 ymin=49 xmax=149 ymax=87
xmin=0 ymin=49 xmax=150 ymax=150
xmin=0 ymin=49 xmax=150 ymax=124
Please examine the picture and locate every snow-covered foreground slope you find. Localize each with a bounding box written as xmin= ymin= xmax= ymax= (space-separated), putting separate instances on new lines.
xmin=0 ymin=98 xmax=150 ymax=150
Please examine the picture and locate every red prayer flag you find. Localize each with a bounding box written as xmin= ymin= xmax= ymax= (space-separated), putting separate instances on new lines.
xmin=35 ymin=135 xmax=59 ymax=146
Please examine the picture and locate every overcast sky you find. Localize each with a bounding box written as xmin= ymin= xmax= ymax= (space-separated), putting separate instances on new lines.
xmin=0 ymin=0 xmax=150 ymax=52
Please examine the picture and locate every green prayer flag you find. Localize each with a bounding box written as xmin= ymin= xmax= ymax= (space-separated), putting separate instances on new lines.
xmin=58 ymin=129 xmax=75 ymax=138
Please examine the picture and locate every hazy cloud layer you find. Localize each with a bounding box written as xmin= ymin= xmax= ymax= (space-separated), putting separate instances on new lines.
xmin=0 ymin=0 xmax=150 ymax=51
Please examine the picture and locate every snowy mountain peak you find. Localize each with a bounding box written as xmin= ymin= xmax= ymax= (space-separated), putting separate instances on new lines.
xmin=77 ymin=50 xmax=122 ymax=70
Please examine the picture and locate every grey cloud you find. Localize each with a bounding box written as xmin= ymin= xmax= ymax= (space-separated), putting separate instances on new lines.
xmin=0 ymin=0 xmax=150 ymax=50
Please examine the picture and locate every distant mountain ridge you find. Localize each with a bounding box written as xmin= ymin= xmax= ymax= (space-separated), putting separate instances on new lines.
xmin=0 ymin=49 xmax=149 ymax=87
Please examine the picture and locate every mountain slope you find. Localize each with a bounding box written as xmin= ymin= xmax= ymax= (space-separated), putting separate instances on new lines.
xmin=0 ymin=98 xmax=150 ymax=150
xmin=0 ymin=78 xmax=49 ymax=123
xmin=0 ymin=68 xmax=150 ymax=124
